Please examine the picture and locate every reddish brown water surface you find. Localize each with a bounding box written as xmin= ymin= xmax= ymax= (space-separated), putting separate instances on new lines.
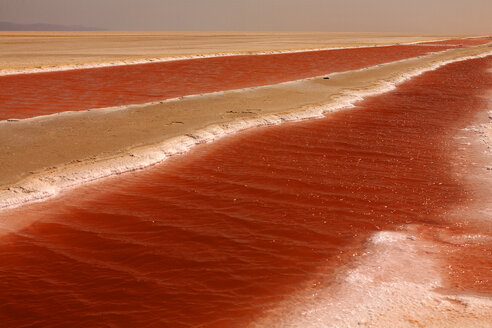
xmin=421 ymin=37 xmax=491 ymax=46
xmin=0 ymin=44 xmax=458 ymax=121
xmin=0 ymin=57 xmax=490 ymax=327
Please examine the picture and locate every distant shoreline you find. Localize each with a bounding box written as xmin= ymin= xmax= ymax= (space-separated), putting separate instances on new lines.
xmin=0 ymin=21 xmax=105 ymax=31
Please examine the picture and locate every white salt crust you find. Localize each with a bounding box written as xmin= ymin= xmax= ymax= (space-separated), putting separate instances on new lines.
xmin=250 ymin=229 xmax=492 ymax=327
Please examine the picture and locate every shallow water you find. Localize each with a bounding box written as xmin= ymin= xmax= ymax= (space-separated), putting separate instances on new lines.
xmin=0 ymin=44 xmax=459 ymax=121
xmin=0 ymin=57 xmax=490 ymax=327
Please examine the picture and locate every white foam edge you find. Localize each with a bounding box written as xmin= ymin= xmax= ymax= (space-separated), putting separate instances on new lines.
xmin=1 ymin=36 xmax=485 ymax=77
xmin=1 ymin=51 xmax=491 ymax=212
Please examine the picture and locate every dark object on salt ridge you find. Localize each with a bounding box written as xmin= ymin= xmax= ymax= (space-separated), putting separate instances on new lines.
xmin=323 ymin=76 xmax=330 ymax=80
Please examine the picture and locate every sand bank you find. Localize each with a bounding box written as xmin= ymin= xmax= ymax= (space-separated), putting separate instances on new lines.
xmin=0 ymin=31 xmax=477 ymax=74
xmin=0 ymin=44 xmax=490 ymax=211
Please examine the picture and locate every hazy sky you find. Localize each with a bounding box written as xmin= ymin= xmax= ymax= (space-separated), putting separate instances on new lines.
xmin=1 ymin=0 xmax=491 ymax=33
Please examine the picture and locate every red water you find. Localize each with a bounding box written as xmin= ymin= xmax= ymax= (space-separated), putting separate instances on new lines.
xmin=0 ymin=57 xmax=490 ymax=327
xmin=0 ymin=45 xmax=458 ymax=121
xmin=421 ymin=37 xmax=491 ymax=46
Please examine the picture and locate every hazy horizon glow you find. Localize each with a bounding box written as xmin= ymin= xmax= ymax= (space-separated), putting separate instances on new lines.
xmin=0 ymin=0 xmax=491 ymax=34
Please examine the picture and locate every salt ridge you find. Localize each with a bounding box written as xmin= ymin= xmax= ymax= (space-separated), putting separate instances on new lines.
xmin=0 ymin=51 xmax=490 ymax=212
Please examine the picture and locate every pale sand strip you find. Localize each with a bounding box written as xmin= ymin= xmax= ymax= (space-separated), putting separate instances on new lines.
xmin=0 ymin=45 xmax=490 ymax=211
xmin=0 ymin=31 xmax=477 ymax=74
